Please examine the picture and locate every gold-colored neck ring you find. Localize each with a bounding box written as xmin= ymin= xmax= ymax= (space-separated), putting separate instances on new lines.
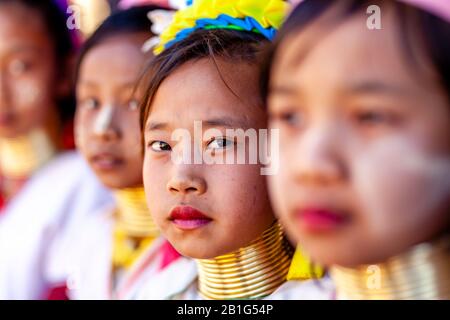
xmin=0 ymin=129 xmax=56 ymax=178
xmin=197 ymin=222 xmax=294 ymax=300
xmin=114 ymin=187 xmax=160 ymax=238
xmin=331 ymin=236 xmax=450 ymax=299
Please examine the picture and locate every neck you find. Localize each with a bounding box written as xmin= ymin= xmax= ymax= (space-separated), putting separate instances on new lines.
xmin=114 ymin=187 xmax=160 ymax=238
xmin=0 ymin=128 xmax=56 ymax=199
xmin=331 ymin=236 xmax=450 ymax=299
xmin=196 ymin=222 xmax=294 ymax=300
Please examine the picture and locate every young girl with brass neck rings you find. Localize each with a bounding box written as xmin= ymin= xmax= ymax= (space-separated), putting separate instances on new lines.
xmin=137 ymin=0 xmax=334 ymax=300
xmin=66 ymin=5 xmax=181 ymax=299
xmin=263 ymin=0 xmax=450 ymax=299
xmin=0 ymin=0 xmax=111 ymax=300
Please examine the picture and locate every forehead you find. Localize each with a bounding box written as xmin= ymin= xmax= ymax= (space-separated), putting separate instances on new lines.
xmin=271 ymin=6 xmax=434 ymax=93
xmin=147 ymin=58 xmax=264 ymax=126
xmin=79 ymin=36 xmax=148 ymax=83
xmin=0 ymin=2 xmax=51 ymax=52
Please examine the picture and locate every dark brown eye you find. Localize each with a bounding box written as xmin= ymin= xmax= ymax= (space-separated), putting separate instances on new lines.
xmin=274 ymin=111 xmax=302 ymax=127
xmin=149 ymin=141 xmax=171 ymax=152
xmin=354 ymin=110 xmax=392 ymax=125
xmin=128 ymin=99 xmax=139 ymax=111
xmin=207 ymin=137 xmax=234 ymax=150
xmin=9 ymin=59 xmax=30 ymax=76
xmin=83 ymin=98 xmax=100 ymax=110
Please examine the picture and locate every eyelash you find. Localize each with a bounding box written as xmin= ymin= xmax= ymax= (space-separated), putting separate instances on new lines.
xmin=128 ymin=99 xmax=139 ymax=111
xmin=82 ymin=98 xmax=100 ymax=110
xmin=270 ymin=110 xmax=303 ymax=128
xmin=148 ymin=140 xmax=171 ymax=152
xmin=147 ymin=137 xmax=235 ymax=153
xmin=352 ymin=109 xmax=397 ymax=127
xmin=80 ymin=98 xmax=139 ymax=111
xmin=206 ymin=137 xmax=235 ymax=150
xmin=270 ymin=106 xmax=398 ymax=128
xmin=9 ymin=60 xmax=32 ymax=76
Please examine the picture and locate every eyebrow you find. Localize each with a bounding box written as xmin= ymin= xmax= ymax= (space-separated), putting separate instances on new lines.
xmin=77 ymin=80 xmax=98 ymax=89
xmin=146 ymin=122 xmax=169 ymax=131
xmin=77 ymin=81 xmax=137 ymax=90
xmin=146 ymin=117 xmax=250 ymax=132
xmin=345 ymin=81 xmax=407 ymax=96
xmin=118 ymin=82 xmax=138 ymax=90
xmin=203 ymin=117 xmax=250 ymax=129
xmin=270 ymin=81 xmax=406 ymax=97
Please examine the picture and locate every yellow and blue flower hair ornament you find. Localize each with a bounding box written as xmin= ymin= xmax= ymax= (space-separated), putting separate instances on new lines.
xmin=148 ymin=0 xmax=290 ymax=55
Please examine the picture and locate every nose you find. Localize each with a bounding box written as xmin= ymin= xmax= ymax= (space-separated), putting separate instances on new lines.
xmin=167 ymin=164 xmax=207 ymax=196
xmin=93 ymin=104 xmax=121 ymax=141
xmin=291 ymin=121 xmax=347 ymax=186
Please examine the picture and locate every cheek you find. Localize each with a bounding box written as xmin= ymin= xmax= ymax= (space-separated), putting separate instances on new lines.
xmin=12 ymin=72 xmax=53 ymax=112
xmin=267 ymin=132 xmax=298 ymax=220
xmin=268 ymin=167 xmax=290 ymax=216
xmin=267 ymin=157 xmax=299 ymax=242
xmin=212 ymin=164 xmax=273 ymax=227
xmin=352 ymin=137 xmax=450 ymax=238
xmin=143 ymin=156 xmax=168 ymax=214
xmin=123 ymin=118 xmax=143 ymax=159
xmin=74 ymin=111 xmax=91 ymax=154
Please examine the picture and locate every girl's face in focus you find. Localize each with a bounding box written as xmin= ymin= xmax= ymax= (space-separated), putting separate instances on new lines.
xmin=0 ymin=2 xmax=62 ymax=138
xmin=268 ymin=7 xmax=450 ymax=267
xmin=143 ymin=58 xmax=275 ymax=259
xmin=76 ymin=34 xmax=149 ymax=189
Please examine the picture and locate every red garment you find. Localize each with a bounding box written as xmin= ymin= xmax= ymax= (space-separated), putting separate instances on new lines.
xmin=46 ymin=285 xmax=69 ymax=300
xmin=0 ymin=193 xmax=4 ymax=212
xmin=159 ymin=240 xmax=181 ymax=270
xmin=43 ymin=240 xmax=181 ymax=300
xmin=0 ymin=176 xmax=5 ymax=213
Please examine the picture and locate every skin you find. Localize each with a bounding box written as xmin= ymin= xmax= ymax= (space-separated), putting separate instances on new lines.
xmin=75 ymin=33 xmax=150 ymax=189
xmin=143 ymin=58 xmax=275 ymax=259
xmin=267 ymin=6 xmax=450 ymax=268
xmin=0 ymin=2 xmax=64 ymax=139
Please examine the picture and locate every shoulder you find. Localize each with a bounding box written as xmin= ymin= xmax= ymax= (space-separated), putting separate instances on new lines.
xmin=66 ymin=205 xmax=115 ymax=256
xmin=4 ymin=151 xmax=112 ymax=225
xmin=60 ymin=206 xmax=116 ymax=300
xmin=33 ymin=151 xmax=91 ymax=181
xmin=23 ymin=151 xmax=109 ymax=199
xmin=137 ymin=257 xmax=198 ymax=300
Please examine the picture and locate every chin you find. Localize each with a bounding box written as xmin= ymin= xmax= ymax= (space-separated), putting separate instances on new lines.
xmin=310 ymin=246 xmax=376 ymax=268
xmin=282 ymin=220 xmax=302 ymax=244
xmin=174 ymin=241 xmax=220 ymax=260
xmin=101 ymin=181 xmax=121 ymax=190
xmin=297 ymin=238 xmax=344 ymax=268
xmin=98 ymin=176 xmax=131 ymax=190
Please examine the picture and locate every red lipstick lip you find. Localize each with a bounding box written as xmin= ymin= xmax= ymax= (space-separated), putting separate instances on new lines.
xmin=169 ymin=206 xmax=212 ymax=230
xmin=296 ymin=208 xmax=349 ymax=233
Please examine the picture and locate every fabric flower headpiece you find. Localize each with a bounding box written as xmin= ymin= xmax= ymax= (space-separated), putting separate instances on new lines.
xmin=148 ymin=0 xmax=290 ymax=55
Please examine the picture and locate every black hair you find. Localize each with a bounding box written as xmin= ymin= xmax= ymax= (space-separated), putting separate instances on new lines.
xmin=75 ymin=5 xmax=163 ymax=82
xmin=139 ymin=28 xmax=269 ymax=132
xmin=0 ymin=0 xmax=77 ymax=125
xmin=261 ymin=0 xmax=450 ymax=104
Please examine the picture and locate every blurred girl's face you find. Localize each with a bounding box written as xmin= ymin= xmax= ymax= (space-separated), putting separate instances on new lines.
xmin=0 ymin=2 xmax=60 ymax=138
xmin=75 ymin=34 xmax=149 ymax=189
xmin=268 ymin=7 xmax=450 ymax=267
xmin=142 ymin=58 xmax=275 ymax=259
